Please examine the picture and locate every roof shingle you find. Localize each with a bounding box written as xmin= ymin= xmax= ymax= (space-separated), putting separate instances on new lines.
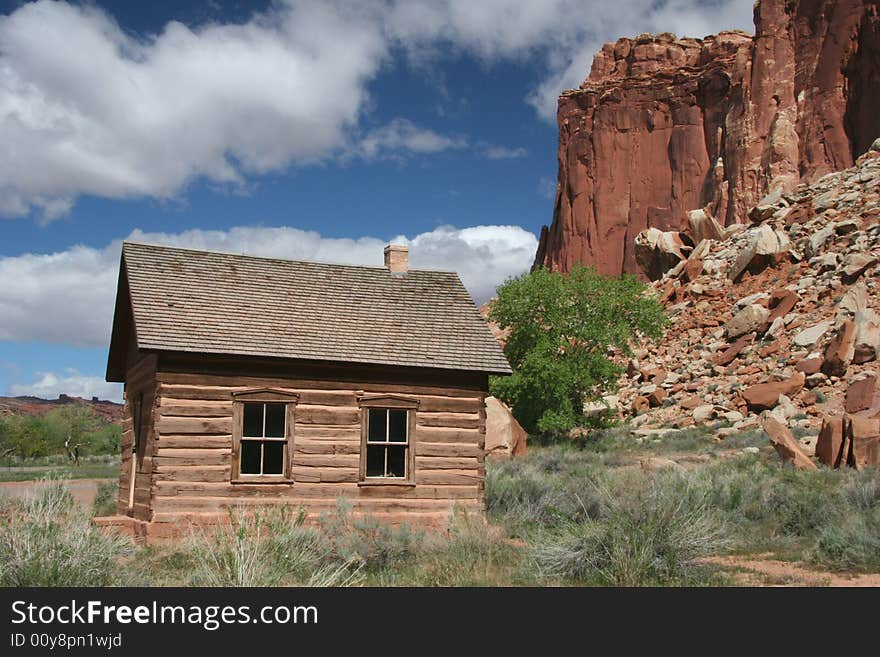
xmin=116 ymin=242 xmax=511 ymax=375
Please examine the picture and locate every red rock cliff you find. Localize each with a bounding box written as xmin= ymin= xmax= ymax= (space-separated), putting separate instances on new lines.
xmin=534 ymin=0 xmax=880 ymax=277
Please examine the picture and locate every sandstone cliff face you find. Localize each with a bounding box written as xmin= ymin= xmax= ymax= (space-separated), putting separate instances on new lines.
xmin=534 ymin=0 xmax=880 ymax=278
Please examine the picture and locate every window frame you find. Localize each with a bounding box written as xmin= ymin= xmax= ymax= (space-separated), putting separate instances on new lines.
xmin=357 ymin=395 xmax=419 ymax=487
xmin=231 ymin=389 xmax=299 ymax=483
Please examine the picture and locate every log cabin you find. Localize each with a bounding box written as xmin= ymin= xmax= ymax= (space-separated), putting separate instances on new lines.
xmin=96 ymin=241 xmax=511 ymax=540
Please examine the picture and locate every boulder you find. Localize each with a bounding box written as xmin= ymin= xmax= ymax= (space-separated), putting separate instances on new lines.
xmin=848 ymin=416 xmax=880 ymax=470
xmin=634 ymin=228 xmax=689 ymax=280
xmin=742 ymin=372 xmax=806 ymax=412
xmin=845 ymin=374 xmax=879 ymax=415
xmin=795 ymin=356 xmax=824 ymax=375
xmin=839 ymin=283 xmax=867 ymax=315
xmin=853 ymin=310 xmax=880 ymax=364
xmin=767 ymin=289 xmax=800 ymax=322
xmin=728 ymin=226 xmax=792 ymax=281
xmin=714 ymin=333 xmax=753 ymax=366
xmin=816 ymin=415 xmax=846 ymax=467
xmin=692 ymin=404 xmax=716 ymax=423
xmin=682 ymin=257 xmax=703 ymax=282
xmin=640 ymin=457 xmax=683 ymax=472
xmin=822 ymin=320 xmax=856 ymax=377
xmin=792 ymin=321 xmax=832 ymax=348
xmin=647 ymin=388 xmax=666 ymax=407
xmin=484 ymin=397 xmax=527 ymax=458
xmin=841 ymin=252 xmax=878 ymax=281
xmin=726 ymin=304 xmax=770 ymax=338
xmin=762 ymin=415 xmax=817 ymax=470
xmin=688 ymin=209 xmax=724 ymax=242
xmin=632 ymin=396 xmax=650 ymax=414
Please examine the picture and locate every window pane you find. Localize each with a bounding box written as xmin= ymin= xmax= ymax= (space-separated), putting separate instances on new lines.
xmin=389 ymin=410 xmax=408 ymax=442
xmin=240 ymin=441 xmax=261 ymax=474
xmin=368 ymin=408 xmax=387 ymax=442
xmin=262 ymin=441 xmax=285 ymax=475
xmin=366 ymin=445 xmax=385 ymax=477
xmin=386 ymin=445 xmax=406 ymax=478
xmin=243 ymin=403 xmax=263 ymax=437
xmin=264 ymin=403 xmax=286 ymax=438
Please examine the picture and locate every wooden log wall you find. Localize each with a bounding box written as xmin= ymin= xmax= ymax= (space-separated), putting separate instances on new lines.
xmin=147 ymin=370 xmax=488 ymax=521
xmin=116 ymin=354 xmax=157 ymax=520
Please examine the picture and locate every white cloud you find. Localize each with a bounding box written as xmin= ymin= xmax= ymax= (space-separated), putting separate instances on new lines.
xmin=0 ymin=0 xmax=388 ymax=220
xmin=10 ymin=370 xmax=123 ymax=403
xmin=0 ymin=0 xmax=754 ymax=217
xmin=480 ymin=145 xmax=528 ymax=160
xmin=0 ymin=224 xmax=538 ymax=348
xmin=354 ymin=118 xmax=468 ymax=160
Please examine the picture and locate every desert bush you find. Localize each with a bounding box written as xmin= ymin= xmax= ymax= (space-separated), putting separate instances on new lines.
xmin=810 ymin=511 xmax=880 ymax=571
xmin=532 ymin=477 xmax=729 ymax=586
xmin=92 ymin=481 xmax=118 ymax=517
xmin=318 ymin=498 xmax=423 ymax=572
xmin=187 ymin=506 xmax=360 ymax=587
xmin=0 ymin=481 xmax=132 ymax=586
xmin=485 ymin=446 xmax=605 ymax=530
xmin=396 ymin=509 xmax=519 ymax=586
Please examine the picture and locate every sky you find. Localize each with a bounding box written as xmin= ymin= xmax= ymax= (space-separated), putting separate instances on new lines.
xmin=0 ymin=0 xmax=754 ymax=402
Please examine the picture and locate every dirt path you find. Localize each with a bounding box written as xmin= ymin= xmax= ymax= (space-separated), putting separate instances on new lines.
xmin=0 ymin=478 xmax=111 ymax=508
xmin=702 ymin=554 xmax=880 ymax=587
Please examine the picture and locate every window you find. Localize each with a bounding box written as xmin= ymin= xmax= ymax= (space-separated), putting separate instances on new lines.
xmin=240 ymin=402 xmax=287 ymax=475
xmin=231 ymin=390 xmax=299 ymax=482
xmin=358 ymin=395 xmax=418 ymax=485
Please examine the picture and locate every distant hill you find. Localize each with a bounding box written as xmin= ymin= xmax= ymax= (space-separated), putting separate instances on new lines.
xmin=0 ymin=395 xmax=124 ymax=423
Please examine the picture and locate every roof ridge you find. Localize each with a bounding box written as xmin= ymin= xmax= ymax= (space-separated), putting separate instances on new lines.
xmin=122 ymin=240 xmax=457 ymax=275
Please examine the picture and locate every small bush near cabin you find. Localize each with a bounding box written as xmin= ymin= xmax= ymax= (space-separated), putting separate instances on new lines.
xmin=0 ymin=481 xmax=132 ymax=586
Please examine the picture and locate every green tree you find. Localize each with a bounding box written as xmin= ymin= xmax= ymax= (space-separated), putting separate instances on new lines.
xmin=489 ymin=265 xmax=667 ymax=434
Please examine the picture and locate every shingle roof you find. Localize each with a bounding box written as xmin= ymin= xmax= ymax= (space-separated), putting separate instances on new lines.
xmin=112 ymin=242 xmax=511 ymax=377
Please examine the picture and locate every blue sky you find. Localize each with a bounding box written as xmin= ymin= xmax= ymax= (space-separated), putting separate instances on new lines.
xmin=0 ymin=0 xmax=753 ymax=401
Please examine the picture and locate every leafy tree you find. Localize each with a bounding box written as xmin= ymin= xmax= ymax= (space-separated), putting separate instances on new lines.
xmin=488 ymin=265 xmax=667 ymax=434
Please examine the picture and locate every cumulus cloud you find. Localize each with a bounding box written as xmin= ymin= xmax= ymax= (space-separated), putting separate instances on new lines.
xmin=1 ymin=1 xmax=754 ymax=219
xmin=0 ymin=224 xmax=538 ymax=348
xmin=354 ymin=119 xmax=468 ymax=160
xmin=479 ymin=145 xmax=528 ymax=160
xmin=0 ymin=0 xmax=388 ymax=220
xmin=10 ymin=370 xmax=123 ymax=402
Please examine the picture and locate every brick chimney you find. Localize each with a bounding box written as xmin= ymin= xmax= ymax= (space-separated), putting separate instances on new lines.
xmin=384 ymin=244 xmax=409 ymax=273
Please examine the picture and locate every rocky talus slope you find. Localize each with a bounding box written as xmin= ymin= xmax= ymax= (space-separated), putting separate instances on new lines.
xmin=615 ymin=139 xmax=880 ymax=469
xmin=534 ymin=0 xmax=880 ymax=278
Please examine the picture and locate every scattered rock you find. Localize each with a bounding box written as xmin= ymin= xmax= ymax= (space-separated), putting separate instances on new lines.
xmin=845 ymin=374 xmax=878 ymax=414
xmin=762 ymin=415 xmax=817 ymax=470
xmin=726 ymin=304 xmax=770 ymax=339
xmin=841 ymin=252 xmax=878 ymax=282
xmin=742 ymin=372 xmax=806 ymax=412
xmin=793 ymin=321 xmax=832 ymax=348
xmin=632 ymin=396 xmax=650 ymax=414
xmin=688 ymin=209 xmax=724 ymax=242
xmin=692 ymin=405 xmax=716 ymax=423
xmin=634 ymin=228 xmax=689 ymax=280
xmin=822 ymin=320 xmax=856 ymax=377
xmin=816 ymin=415 xmax=846 ymax=467
xmin=849 ymin=416 xmax=880 ymax=470
xmin=853 ymin=310 xmax=880 ymax=364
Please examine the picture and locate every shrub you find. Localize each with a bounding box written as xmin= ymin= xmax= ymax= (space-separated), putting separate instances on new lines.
xmin=532 ymin=478 xmax=729 ymax=586
xmin=318 ymin=498 xmax=423 ymax=572
xmin=488 ymin=265 xmax=667 ymax=434
xmin=0 ymin=481 xmax=132 ymax=586
xmin=187 ymin=506 xmax=360 ymax=587
xmin=92 ymin=481 xmax=118 ymax=517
